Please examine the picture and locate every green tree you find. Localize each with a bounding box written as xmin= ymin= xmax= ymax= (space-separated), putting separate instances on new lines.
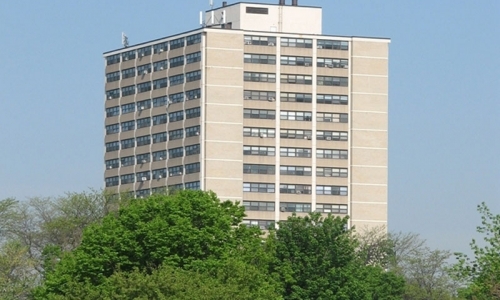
xmin=34 ymin=190 xmax=280 ymax=299
xmin=0 ymin=241 xmax=38 ymax=300
xmin=268 ymin=213 xmax=405 ymax=300
xmin=454 ymin=202 xmax=500 ymax=299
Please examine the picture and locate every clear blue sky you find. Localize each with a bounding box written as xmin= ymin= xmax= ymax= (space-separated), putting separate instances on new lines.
xmin=0 ymin=0 xmax=499 ymax=254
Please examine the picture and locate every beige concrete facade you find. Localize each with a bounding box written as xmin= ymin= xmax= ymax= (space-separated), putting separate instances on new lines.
xmin=103 ymin=1 xmax=390 ymax=230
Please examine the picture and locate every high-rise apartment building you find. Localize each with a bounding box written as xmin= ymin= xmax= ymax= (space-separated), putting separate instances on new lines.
xmin=103 ymin=1 xmax=390 ymax=230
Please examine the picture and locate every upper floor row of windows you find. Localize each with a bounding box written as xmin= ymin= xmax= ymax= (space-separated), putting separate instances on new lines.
xmin=106 ymin=52 xmax=201 ymax=82
xmin=106 ymin=34 xmax=202 ymax=65
xmin=244 ymin=35 xmax=349 ymax=50
xmin=244 ymin=54 xmax=348 ymax=69
xmin=244 ymin=72 xmax=348 ymax=87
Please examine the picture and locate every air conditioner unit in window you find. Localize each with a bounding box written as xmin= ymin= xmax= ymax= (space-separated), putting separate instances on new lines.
xmin=260 ymin=133 xmax=267 ymax=138
xmin=159 ymin=157 xmax=164 ymax=160
xmin=108 ymin=166 xmax=113 ymax=169
xmin=108 ymin=96 xmax=113 ymax=100
xmin=124 ymin=57 xmax=129 ymax=61
xmin=268 ymin=97 xmax=275 ymax=102
xmin=326 ymin=137 xmax=332 ymax=140
xmin=195 ymin=131 xmax=200 ymax=136
xmin=141 ymin=159 xmax=147 ymax=163
xmin=141 ymin=53 xmax=145 ymax=57
xmin=268 ymin=42 xmax=275 ymax=46
xmin=327 ymin=64 xmax=334 ymax=68
xmin=159 ymin=48 xmax=164 ymax=52
xmin=160 ymin=66 xmax=164 ymax=70
xmin=280 ymin=206 xmax=286 ymax=212
xmin=140 ymin=106 xmax=145 ymax=110
xmin=304 ymin=62 xmax=311 ymax=66
xmin=158 ymin=175 xmax=163 ymax=179
xmin=141 ymin=176 xmax=147 ymax=181
xmin=296 ymin=191 xmax=302 ymax=194
xmin=143 ymin=70 xmax=148 ymax=74
xmin=343 ymin=65 xmax=349 ymax=69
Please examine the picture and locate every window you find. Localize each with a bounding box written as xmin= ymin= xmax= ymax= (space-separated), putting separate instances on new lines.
xmin=169 ymin=74 xmax=184 ymax=86
xmin=185 ymin=162 xmax=200 ymax=174
xmin=121 ymin=85 xmax=135 ymax=97
xmin=153 ymin=41 xmax=168 ymax=54
xmin=122 ymin=68 xmax=136 ymax=79
xmin=280 ymin=147 xmax=311 ymax=158
xmin=244 ymin=90 xmax=276 ymax=101
xmin=186 ymin=126 xmax=200 ymax=137
xmin=317 ymin=40 xmax=349 ymax=50
xmin=153 ymin=96 xmax=168 ymax=107
xmin=153 ymin=78 xmax=168 ymax=89
xmin=243 ymin=127 xmax=275 ymax=138
xmin=185 ymin=144 xmax=200 ymax=156
xmin=136 ymin=117 xmax=151 ymax=129
xmin=280 ymin=166 xmax=312 ymax=176
xmin=168 ymin=110 xmax=184 ymax=122
xmin=186 ymin=70 xmax=201 ymax=82
xmin=243 ymin=109 xmax=275 ymax=119
xmin=185 ymin=107 xmax=200 ymax=119
xmin=106 ymin=123 xmax=119 ymax=134
xmin=316 ymin=149 xmax=348 ymax=159
xmin=105 ymin=141 xmax=119 ymax=152
xmin=316 ymin=204 xmax=348 ymax=214
xmin=186 ymin=88 xmax=201 ymax=100
xmin=106 ymin=71 xmax=120 ymax=82
xmin=280 ymin=92 xmax=312 ymax=103
xmin=152 ymin=132 xmax=167 ymax=143
xmin=281 ymin=74 xmax=312 ymax=85
xmin=280 ymin=203 xmax=311 ymax=213
xmin=121 ymin=121 xmax=135 ymax=132
xmin=243 ymin=164 xmax=275 ymax=174
xmin=317 ymin=94 xmax=348 ymax=105
xmin=106 ymin=106 xmax=120 ymax=117
xmin=246 ymin=7 xmax=268 ymax=14
xmin=121 ymin=173 xmax=135 ymax=184
xmin=280 ymin=56 xmax=312 ymax=66
xmin=121 ymin=138 xmax=135 ymax=149
xmin=186 ymin=51 xmax=201 ymax=64
xmin=243 ymin=201 xmax=275 ymax=211
xmin=170 ymin=92 xmax=184 ymax=104
xmin=316 ymin=185 xmax=348 ymax=196
xmin=244 ymin=35 xmax=276 ymax=46
xmin=243 ymin=183 xmax=275 ymax=193
xmin=122 ymin=50 xmax=136 ymax=61
xmin=136 ymin=171 xmax=151 ymax=182
xmin=317 ymin=58 xmax=349 ymax=69
xmin=137 ymin=82 xmax=152 ymax=93
xmin=105 ymin=176 xmax=119 ymax=187
xmin=317 ymin=112 xmax=348 ymax=123
xmin=105 ymin=158 xmax=119 ymax=169
xmin=152 ymin=168 xmax=167 ymax=179
xmin=137 ymin=46 xmax=152 ymax=57
xmin=136 ymin=135 xmax=151 ymax=147
xmin=136 ymin=153 xmax=151 ymax=164
xmin=152 ymin=187 xmax=168 ymax=194
xmin=168 ymin=165 xmax=183 ymax=177
xmin=121 ymin=103 xmax=135 ymax=114
xmin=137 ymin=64 xmax=152 ymax=75
xmin=170 ymin=37 xmax=185 ymax=50
xmin=106 ymin=54 xmax=120 ymax=65
xmin=281 ymin=37 xmax=312 ymax=48
xmin=280 ymin=129 xmax=312 ymax=140
xmin=317 ymin=76 xmax=348 ymax=87
xmin=242 ymin=220 xmax=274 ymax=230
xmin=169 ymin=128 xmax=184 ymax=140
xmin=121 ymin=156 xmax=135 ymax=167
xmin=153 ymin=114 xmax=167 ymax=125
xmin=186 ymin=34 xmax=201 ymax=46
xmin=106 ymin=89 xmax=120 ymax=100
xmin=316 ymin=167 xmax=348 ymax=178
xmin=137 ymin=99 xmax=152 ymax=110
xmin=153 ymin=150 xmax=167 ymax=161
xmin=168 ymin=147 xmax=184 ymax=159
xmin=244 ymin=72 xmax=276 ymax=83
xmin=243 ymin=146 xmax=275 ymax=156
xmin=153 ymin=60 xmax=168 ymax=71
xmin=317 ymin=131 xmax=348 ymax=141
xmin=168 ymin=183 xmax=184 ymax=191
xmin=280 ymin=184 xmax=312 ymax=194
xmin=169 ymin=55 xmax=184 ymax=68
xmin=280 ymin=111 xmax=312 ymax=121
xmin=136 ymin=189 xmax=150 ymax=198
xmin=185 ymin=181 xmax=200 ymax=190
xmin=244 ymin=53 xmax=276 ymax=64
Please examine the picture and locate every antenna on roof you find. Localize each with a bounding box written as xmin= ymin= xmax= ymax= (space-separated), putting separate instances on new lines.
xmin=210 ymin=0 xmax=214 ymax=9
xmin=122 ymin=32 xmax=129 ymax=48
